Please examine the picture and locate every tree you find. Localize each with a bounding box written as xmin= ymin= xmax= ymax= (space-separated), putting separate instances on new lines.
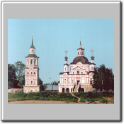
xmin=93 ymin=65 xmax=114 ymax=92
xmin=39 ymin=78 xmax=45 ymax=90
xmin=15 ymin=61 xmax=25 ymax=88
xmin=52 ymin=81 xmax=59 ymax=85
xmin=8 ymin=64 xmax=17 ymax=88
xmin=42 ymin=84 xmax=47 ymax=91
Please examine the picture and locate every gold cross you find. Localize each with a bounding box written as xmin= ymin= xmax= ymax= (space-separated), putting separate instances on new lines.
xmin=65 ymin=50 xmax=68 ymax=56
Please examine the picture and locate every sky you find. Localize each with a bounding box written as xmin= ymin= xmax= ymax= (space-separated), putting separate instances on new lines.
xmin=8 ymin=19 xmax=114 ymax=83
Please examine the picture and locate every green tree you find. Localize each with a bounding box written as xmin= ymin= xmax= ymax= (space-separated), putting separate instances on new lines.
xmin=52 ymin=81 xmax=59 ymax=85
xmin=39 ymin=78 xmax=45 ymax=90
xmin=93 ymin=65 xmax=114 ymax=92
xmin=8 ymin=64 xmax=17 ymax=88
xmin=15 ymin=61 xmax=25 ymax=88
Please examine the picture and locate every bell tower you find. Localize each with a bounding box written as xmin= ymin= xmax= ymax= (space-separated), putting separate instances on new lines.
xmin=23 ymin=37 xmax=40 ymax=93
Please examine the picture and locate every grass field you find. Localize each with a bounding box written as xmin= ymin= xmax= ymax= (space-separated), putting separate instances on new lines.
xmin=8 ymin=91 xmax=114 ymax=104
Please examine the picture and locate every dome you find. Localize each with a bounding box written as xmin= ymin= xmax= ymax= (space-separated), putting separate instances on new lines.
xmin=71 ymin=56 xmax=89 ymax=64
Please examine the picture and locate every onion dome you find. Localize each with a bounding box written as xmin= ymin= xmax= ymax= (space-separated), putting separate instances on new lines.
xmin=71 ymin=56 xmax=89 ymax=64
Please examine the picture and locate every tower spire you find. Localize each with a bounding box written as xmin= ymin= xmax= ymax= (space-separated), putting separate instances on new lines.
xmin=30 ymin=36 xmax=35 ymax=49
xmin=29 ymin=36 xmax=35 ymax=54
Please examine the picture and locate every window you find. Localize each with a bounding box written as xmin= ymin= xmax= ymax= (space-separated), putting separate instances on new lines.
xmin=77 ymin=71 xmax=79 ymax=74
xmin=31 ymin=81 xmax=33 ymax=84
xmin=34 ymin=72 xmax=35 ymax=74
xmin=30 ymin=59 xmax=32 ymax=64
xmin=64 ymin=79 xmax=66 ymax=83
xmin=34 ymin=59 xmax=36 ymax=65
xmin=31 ymin=72 xmax=32 ymax=74
xmin=90 ymin=80 xmax=92 ymax=84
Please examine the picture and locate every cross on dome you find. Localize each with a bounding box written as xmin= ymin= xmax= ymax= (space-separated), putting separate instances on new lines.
xmin=91 ymin=49 xmax=94 ymax=56
xmin=65 ymin=50 xmax=68 ymax=57
xmin=65 ymin=50 xmax=68 ymax=62
xmin=80 ymin=41 xmax=82 ymax=48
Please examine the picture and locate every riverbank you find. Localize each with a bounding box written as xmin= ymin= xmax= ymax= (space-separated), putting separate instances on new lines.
xmin=8 ymin=91 xmax=114 ymax=104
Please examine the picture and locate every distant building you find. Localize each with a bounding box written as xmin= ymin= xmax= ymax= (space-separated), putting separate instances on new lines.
xmin=23 ymin=38 xmax=40 ymax=93
xmin=59 ymin=41 xmax=95 ymax=93
xmin=45 ymin=84 xmax=58 ymax=91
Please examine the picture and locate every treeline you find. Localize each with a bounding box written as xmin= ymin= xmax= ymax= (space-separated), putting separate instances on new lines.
xmin=8 ymin=61 xmax=25 ymax=88
xmin=93 ymin=65 xmax=114 ymax=92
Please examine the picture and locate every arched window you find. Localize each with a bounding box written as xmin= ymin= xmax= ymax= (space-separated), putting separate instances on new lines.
xmin=34 ymin=72 xmax=35 ymax=74
xmin=66 ymin=88 xmax=69 ymax=93
xmin=31 ymin=72 xmax=32 ymax=74
xmin=62 ymin=88 xmax=65 ymax=93
xmin=34 ymin=59 xmax=36 ymax=65
xmin=31 ymin=81 xmax=33 ymax=84
xmin=77 ymin=71 xmax=79 ymax=74
xmin=30 ymin=59 xmax=32 ymax=64
xmin=64 ymin=79 xmax=66 ymax=83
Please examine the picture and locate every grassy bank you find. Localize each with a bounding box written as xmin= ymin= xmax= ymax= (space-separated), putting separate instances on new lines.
xmin=8 ymin=91 xmax=114 ymax=104
xmin=8 ymin=92 xmax=77 ymax=103
xmin=74 ymin=92 xmax=114 ymax=103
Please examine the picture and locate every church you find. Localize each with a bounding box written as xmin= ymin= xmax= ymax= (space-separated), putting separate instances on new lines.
xmin=23 ymin=38 xmax=95 ymax=93
xmin=23 ymin=38 xmax=40 ymax=93
xmin=58 ymin=42 xmax=95 ymax=93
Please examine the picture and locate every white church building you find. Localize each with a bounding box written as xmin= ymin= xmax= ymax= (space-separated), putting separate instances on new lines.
xmin=59 ymin=42 xmax=95 ymax=93
xmin=23 ymin=38 xmax=40 ymax=93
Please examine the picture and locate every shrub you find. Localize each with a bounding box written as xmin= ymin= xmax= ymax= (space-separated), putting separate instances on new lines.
xmin=80 ymin=98 xmax=86 ymax=102
xmin=100 ymin=98 xmax=108 ymax=103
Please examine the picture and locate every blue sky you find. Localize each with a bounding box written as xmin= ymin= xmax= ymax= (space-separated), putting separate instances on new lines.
xmin=8 ymin=19 xmax=114 ymax=83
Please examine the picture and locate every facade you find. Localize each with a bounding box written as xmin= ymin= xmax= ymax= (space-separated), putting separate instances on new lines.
xmin=59 ymin=42 xmax=95 ymax=93
xmin=23 ymin=38 xmax=40 ymax=93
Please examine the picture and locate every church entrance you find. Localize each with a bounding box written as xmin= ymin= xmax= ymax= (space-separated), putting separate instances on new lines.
xmin=77 ymin=80 xmax=80 ymax=85
xmin=62 ymin=88 xmax=65 ymax=93
xmin=66 ymin=88 xmax=69 ymax=93
xmin=78 ymin=86 xmax=84 ymax=93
